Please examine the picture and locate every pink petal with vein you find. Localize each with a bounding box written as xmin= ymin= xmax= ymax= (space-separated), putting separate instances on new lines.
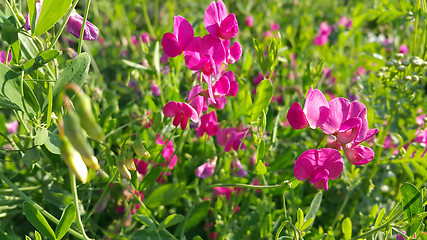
xmin=303 ymin=87 xmax=330 ymax=129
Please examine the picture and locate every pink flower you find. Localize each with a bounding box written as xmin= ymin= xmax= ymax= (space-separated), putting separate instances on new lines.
xmin=195 ymin=160 xmax=216 ymax=178
xmin=187 ymin=85 xmax=205 ymax=120
xmin=245 ymin=15 xmax=254 ymax=27
xmin=0 ymin=51 xmax=12 ymax=64
xmin=204 ymin=0 xmax=239 ymax=39
xmin=25 ymin=0 xmax=42 ymax=31
xmin=322 ymin=68 xmax=336 ymax=86
xmin=294 ymin=148 xmax=343 ymax=191
xmin=286 ymin=87 xmax=330 ymax=130
xmin=163 ymin=101 xmax=199 ymax=130
xmin=184 ymin=34 xmax=226 ymax=76
xmin=6 ymin=121 xmax=18 ymax=133
xmin=67 ymin=11 xmax=99 ymax=40
xmin=231 ymin=158 xmax=247 ymax=177
xmin=212 ymin=187 xmax=242 ymax=199
xmin=208 ymin=96 xmax=227 ymax=110
xmin=313 ymin=22 xmax=331 ymax=46
xmin=224 ymin=129 xmax=248 ymax=152
xmin=399 ymin=44 xmax=408 ymax=55
xmin=270 ymin=21 xmax=279 ymax=31
xmin=222 ymin=40 xmax=242 ymax=64
xmin=263 ymin=30 xmax=273 ymax=39
xmin=150 ymin=82 xmax=161 ymax=96
xmin=161 ymin=16 xmax=194 ymax=58
xmin=197 ymin=111 xmax=219 ymax=137
xmin=339 ymin=17 xmax=352 ymax=29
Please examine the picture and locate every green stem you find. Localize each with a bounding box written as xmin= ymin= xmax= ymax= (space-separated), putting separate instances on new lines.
xmin=47 ymin=0 xmax=80 ymax=50
xmin=315 ymin=133 xmax=326 ymax=148
xmin=83 ymin=169 xmax=119 ymax=223
xmin=77 ymin=0 xmax=92 ymax=54
xmin=0 ymin=170 xmax=85 ymax=239
xmin=413 ymin=0 xmax=421 ymax=56
xmin=70 ymin=170 xmax=92 ymax=240
xmin=207 ymin=180 xmax=293 ymax=190
xmin=141 ymin=0 xmax=156 ymax=38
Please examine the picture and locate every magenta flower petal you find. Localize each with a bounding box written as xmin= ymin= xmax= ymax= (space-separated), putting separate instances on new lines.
xmin=216 ymin=128 xmax=231 ymax=146
xmin=196 ymin=161 xmax=216 ymax=179
xmin=213 ymin=76 xmax=230 ymax=96
xmin=209 ymin=96 xmax=227 ymax=110
xmin=163 ymin=101 xmax=180 ymax=117
xmin=286 ymin=102 xmax=309 ymax=129
xmin=219 ymin=14 xmax=239 ymax=39
xmin=0 ymin=51 xmax=12 ymax=64
xmin=203 ymin=34 xmax=226 ymax=65
xmin=294 ymin=148 xmax=343 ymax=191
xmin=6 ymin=120 xmax=19 ymax=133
xmin=303 ymin=87 xmax=330 ymax=129
xmin=174 ymin=16 xmax=194 ymax=50
xmin=67 ymin=11 xmax=99 ymax=41
xmin=197 ymin=111 xmax=219 ymax=137
xmin=204 ymin=0 xmax=228 ymax=37
xmin=337 ymin=117 xmax=362 ymax=145
xmin=162 ymin=32 xmax=182 ymax=58
xmin=228 ymin=41 xmax=242 ymax=64
xmin=321 ymin=97 xmax=350 ymax=134
xmin=344 ymin=145 xmax=374 ymax=165
xmin=348 ymin=101 xmax=368 ymax=142
xmin=180 ymin=102 xmax=199 ymax=122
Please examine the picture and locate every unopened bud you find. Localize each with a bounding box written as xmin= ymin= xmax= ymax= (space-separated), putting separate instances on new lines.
xmin=132 ymin=136 xmax=150 ymax=158
xmin=397 ymin=65 xmax=406 ymax=72
xmin=117 ymin=162 xmax=131 ymax=180
xmin=74 ymin=90 xmax=105 ymax=141
xmin=60 ymin=135 xmax=88 ymax=184
xmin=376 ymin=72 xmax=383 ymax=78
xmin=395 ymin=53 xmax=404 ymax=59
xmin=385 ymin=61 xmax=393 ymax=67
xmin=401 ymin=60 xmax=410 ymax=66
xmin=63 ymin=110 xmax=100 ymax=170
xmin=124 ymin=150 xmax=136 ymax=171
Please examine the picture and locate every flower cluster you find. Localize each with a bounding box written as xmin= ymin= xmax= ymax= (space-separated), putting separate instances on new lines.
xmin=287 ymin=87 xmax=378 ymax=190
xmin=161 ymin=0 xmax=241 ymax=129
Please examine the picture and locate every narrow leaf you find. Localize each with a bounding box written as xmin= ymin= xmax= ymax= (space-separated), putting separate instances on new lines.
xmin=55 ymin=202 xmax=75 ymax=240
xmin=159 ymin=214 xmax=185 ymax=230
xmin=23 ymin=202 xmax=56 ymax=240
xmin=251 ymin=79 xmax=273 ymax=122
xmin=342 ymin=217 xmax=352 ymax=239
xmin=134 ymin=215 xmax=157 ymax=229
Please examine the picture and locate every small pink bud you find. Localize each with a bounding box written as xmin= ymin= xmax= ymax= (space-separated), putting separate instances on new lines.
xmin=67 ymin=11 xmax=99 ymax=41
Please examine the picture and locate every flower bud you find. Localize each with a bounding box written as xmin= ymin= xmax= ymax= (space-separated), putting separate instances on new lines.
xmin=67 ymin=11 xmax=99 ymax=41
xmin=60 ymin=135 xmax=88 ymax=184
xmin=63 ymin=110 xmax=100 ymax=170
xmin=117 ymin=161 xmax=131 ymax=180
xmin=385 ymin=61 xmax=393 ymax=67
xmin=74 ymin=90 xmax=105 ymax=141
xmin=401 ymin=60 xmax=410 ymax=66
xmin=132 ymin=136 xmax=150 ymax=158
xmin=394 ymin=53 xmax=404 ymax=59
xmin=412 ymin=75 xmax=419 ymax=81
xmin=397 ymin=65 xmax=406 ymax=72
xmin=124 ymin=150 xmax=136 ymax=171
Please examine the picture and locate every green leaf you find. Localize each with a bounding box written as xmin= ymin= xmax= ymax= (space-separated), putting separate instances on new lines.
xmin=0 ymin=96 xmax=22 ymax=111
xmin=153 ymin=41 xmax=160 ymax=76
xmin=27 ymin=0 xmax=36 ymax=31
xmin=0 ymin=63 xmax=40 ymax=115
xmin=34 ymin=0 xmax=73 ymax=36
xmin=303 ymin=191 xmax=322 ymax=231
xmin=401 ymin=183 xmax=423 ymax=236
xmin=34 ymin=231 xmax=41 ymax=240
xmin=22 ymin=148 xmax=40 ymax=168
xmin=43 ymin=53 xmax=91 ymax=110
xmin=296 ymin=208 xmax=304 ymax=229
xmin=34 ymin=128 xmax=48 ymax=146
xmin=342 ymin=217 xmax=352 ymax=239
xmin=139 ymin=167 xmax=161 ymax=191
xmin=159 ymin=214 xmax=185 ymax=230
xmin=192 ymin=236 xmax=203 ymax=240
xmin=374 ymin=208 xmax=385 ymax=228
xmin=55 ymin=203 xmax=75 ymax=240
xmin=254 ymin=139 xmax=267 ymax=174
xmin=251 ymin=80 xmax=273 ymax=122
xmin=134 ymin=215 xmax=157 ymax=229
xmin=132 ymin=229 xmax=160 ymax=240
xmin=23 ymin=201 xmax=56 ymax=240
xmin=44 ymin=133 xmax=61 ymax=154
xmin=144 ymin=183 xmax=185 ymax=208
xmin=175 ymin=201 xmax=210 ymax=235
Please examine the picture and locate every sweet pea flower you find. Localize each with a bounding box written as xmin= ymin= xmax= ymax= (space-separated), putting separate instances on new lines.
xmin=231 ymin=158 xmax=247 ymax=177
xmin=204 ymin=0 xmax=239 ymax=39
xmin=208 ymin=96 xmax=227 ymax=110
xmin=245 ymin=15 xmax=254 ymax=27
xmin=222 ymin=39 xmax=242 ymax=64
xmin=6 ymin=120 xmax=18 ymax=133
xmin=286 ymin=87 xmax=330 ymax=130
xmin=184 ymin=34 xmax=226 ymax=76
xmin=313 ymin=22 xmax=331 ymax=46
xmin=339 ymin=17 xmax=352 ymax=29
xmin=162 ymin=16 xmax=194 ymax=58
xmin=163 ymin=101 xmax=199 ymax=130
xmin=0 ymin=51 xmax=12 ymax=64
xmin=150 ymin=82 xmax=161 ymax=96
xmin=25 ymin=0 xmax=42 ymax=31
xmin=270 ymin=21 xmax=279 ymax=31
xmin=197 ymin=111 xmax=219 ymax=137
xmin=196 ymin=159 xmax=216 ymax=179
xmin=224 ymin=129 xmax=248 ymax=152
xmin=399 ymin=44 xmax=408 ymax=55
xmin=67 ymin=10 xmax=99 ymax=40
xmin=294 ymin=148 xmax=343 ymax=191
xmin=187 ymin=85 xmax=205 ymax=121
